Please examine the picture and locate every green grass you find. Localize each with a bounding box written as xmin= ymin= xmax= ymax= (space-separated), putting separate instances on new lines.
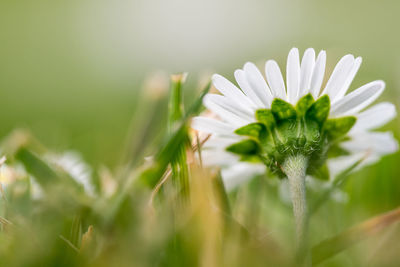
xmin=0 ymin=74 xmax=399 ymax=267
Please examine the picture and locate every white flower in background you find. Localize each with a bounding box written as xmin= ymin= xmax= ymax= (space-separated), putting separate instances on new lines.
xmin=0 ymin=163 xmax=27 ymax=187
xmin=46 ymin=151 xmax=95 ymax=196
xmin=1 ymin=152 xmax=95 ymax=199
xmin=0 ymin=157 xmax=26 ymax=192
xmin=0 ymin=157 xmax=44 ymax=200
xmin=0 ymin=156 xmax=10 ymax=196
xmin=192 ymin=48 xmax=398 ymax=190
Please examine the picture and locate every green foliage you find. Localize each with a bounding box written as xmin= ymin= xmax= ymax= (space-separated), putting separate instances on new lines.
xmin=275 ymin=120 xmax=299 ymax=146
xmin=255 ymin=109 xmax=276 ymax=129
xmin=324 ymin=116 xmax=357 ymax=140
xmin=296 ymin=94 xmax=315 ymax=117
xmin=313 ymin=164 xmax=330 ymax=181
xmin=168 ymin=74 xmax=185 ymax=127
xmin=234 ymin=123 xmax=266 ymax=138
xmin=271 ymin=98 xmax=297 ymax=121
xmin=327 ymin=143 xmax=350 ymax=158
xmin=16 ymin=148 xmax=61 ymax=186
xmin=304 ymin=119 xmax=321 ymax=145
xmin=139 ymin=124 xmax=189 ymax=187
xmin=306 ymin=95 xmax=330 ymax=125
xmin=16 ymin=148 xmax=83 ymax=192
xmin=168 ymin=74 xmax=189 ymax=197
xmin=0 ymin=75 xmax=398 ymax=267
xmin=0 ymin=3 xmax=399 ymax=264
xmin=139 ymin=79 xmax=211 ymax=188
xmin=226 ymin=139 xmax=260 ymax=155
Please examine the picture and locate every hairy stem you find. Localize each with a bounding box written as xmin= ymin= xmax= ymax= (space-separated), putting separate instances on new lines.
xmin=282 ymin=154 xmax=309 ymax=263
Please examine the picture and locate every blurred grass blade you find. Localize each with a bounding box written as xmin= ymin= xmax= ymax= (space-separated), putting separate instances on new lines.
xmin=312 ymin=206 xmax=400 ymax=265
xmin=139 ymin=78 xmax=211 ymax=188
xmin=0 ymin=216 xmax=12 ymax=227
xmin=213 ymin=173 xmax=231 ymax=215
xmin=70 ymin=216 xmax=82 ymax=247
xmin=80 ymin=225 xmax=94 ymax=253
xmin=16 ymin=147 xmax=82 ymax=191
xmin=183 ymin=80 xmax=211 ymax=120
xmin=309 ymin=154 xmax=367 ymax=215
xmin=105 ymin=79 xmax=211 ymax=226
xmin=16 ymin=148 xmax=61 ymax=186
xmin=168 ymin=73 xmax=186 ymax=129
xmin=121 ymin=73 xmax=169 ymax=167
xmin=168 ymin=73 xmax=189 ymax=198
xmin=59 ymin=235 xmax=80 ymax=253
xmin=139 ymin=125 xmax=189 ymax=187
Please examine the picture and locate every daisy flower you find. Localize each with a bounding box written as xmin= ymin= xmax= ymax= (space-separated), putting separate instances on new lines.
xmin=192 ymin=48 xmax=398 ymax=190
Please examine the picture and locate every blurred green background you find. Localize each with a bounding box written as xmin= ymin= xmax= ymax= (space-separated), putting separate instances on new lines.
xmin=0 ymin=0 xmax=399 ymax=204
xmin=0 ymin=1 xmax=400 ymax=265
xmin=1 ymin=0 xmax=399 ymax=164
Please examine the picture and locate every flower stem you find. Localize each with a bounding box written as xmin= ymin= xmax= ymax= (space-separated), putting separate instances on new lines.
xmin=282 ymin=154 xmax=309 ymax=264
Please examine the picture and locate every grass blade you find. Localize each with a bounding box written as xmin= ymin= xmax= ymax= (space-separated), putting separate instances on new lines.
xmin=312 ymin=206 xmax=400 ymax=265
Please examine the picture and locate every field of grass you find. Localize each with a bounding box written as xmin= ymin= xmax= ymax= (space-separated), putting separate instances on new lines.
xmin=1 ymin=1 xmax=400 ymax=266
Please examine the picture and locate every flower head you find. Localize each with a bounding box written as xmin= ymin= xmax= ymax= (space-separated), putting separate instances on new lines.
xmin=192 ymin=48 xmax=398 ymax=190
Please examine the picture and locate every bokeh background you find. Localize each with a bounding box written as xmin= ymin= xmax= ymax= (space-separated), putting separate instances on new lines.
xmin=1 ymin=0 xmax=400 ymax=265
xmin=1 ymin=0 xmax=399 ymax=165
xmin=1 ymin=0 xmax=400 ymax=242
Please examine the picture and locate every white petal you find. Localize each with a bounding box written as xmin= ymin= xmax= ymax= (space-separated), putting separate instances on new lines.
xmin=264 ymin=60 xmax=286 ymax=100
xmin=341 ymin=132 xmax=398 ymax=155
xmin=350 ymin=102 xmax=396 ymax=133
xmin=234 ymin=69 xmax=264 ymax=108
xmin=327 ymin=153 xmax=365 ymax=178
xmin=206 ymin=94 xmax=254 ymax=119
xmin=299 ymin=48 xmax=316 ymax=98
xmin=202 ymin=135 xmax=240 ymax=149
xmin=191 ymin=117 xmax=235 ymax=135
xmin=201 ymin=149 xmax=239 ymax=167
xmin=221 ymin=163 xmax=265 ymax=191
xmin=212 ymin=74 xmax=255 ymax=109
xmin=286 ymin=48 xmax=301 ymax=104
xmin=309 ymin=50 xmax=326 ymax=98
xmin=203 ymin=94 xmax=251 ymax=126
xmin=321 ymin=54 xmax=354 ymax=101
xmin=334 ymin=57 xmax=362 ymax=102
xmin=243 ymin=62 xmax=273 ymax=107
xmin=330 ymin=80 xmax=385 ymax=117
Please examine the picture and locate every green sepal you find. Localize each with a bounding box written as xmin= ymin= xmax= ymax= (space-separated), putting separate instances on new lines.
xmin=239 ymin=155 xmax=262 ymax=163
xmin=226 ymin=139 xmax=260 ymax=155
xmin=306 ymin=95 xmax=330 ymax=125
xmin=234 ymin=123 xmax=266 ymax=138
xmin=296 ymin=94 xmax=314 ymax=117
xmin=312 ymin=164 xmax=330 ymax=181
xmin=271 ymin=99 xmax=297 ymax=121
xmin=327 ymin=144 xmax=350 ymax=158
xmin=275 ymin=120 xmax=299 ymax=149
xmin=304 ymin=119 xmax=321 ymax=149
xmin=324 ymin=116 xmax=356 ymax=140
xmin=255 ymin=109 xmax=276 ymax=129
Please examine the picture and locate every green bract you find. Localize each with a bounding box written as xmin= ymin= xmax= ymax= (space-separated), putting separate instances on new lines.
xmin=226 ymin=94 xmax=356 ymax=180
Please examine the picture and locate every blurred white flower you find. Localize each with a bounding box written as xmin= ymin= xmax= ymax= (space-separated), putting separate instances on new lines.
xmin=0 ymin=158 xmax=44 ymax=200
xmin=192 ymin=48 xmax=398 ymax=190
xmin=46 ymin=151 xmax=95 ymax=196
xmin=0 ymin=157 xmax=26 ymax=191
